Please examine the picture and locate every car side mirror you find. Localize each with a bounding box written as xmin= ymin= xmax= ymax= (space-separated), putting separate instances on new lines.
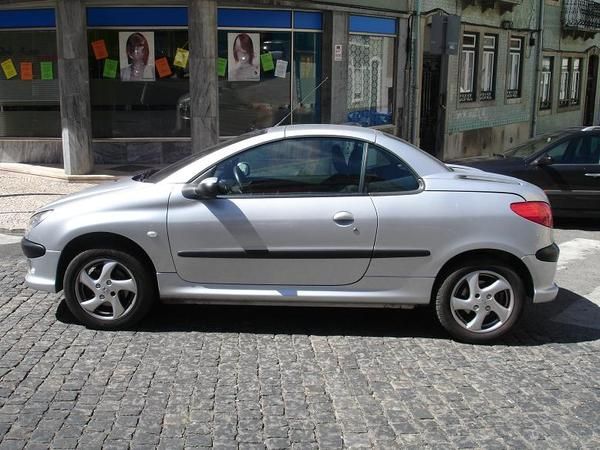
xmin=535 ymin=155 xmax=554 ymax=167
xmin=182 ymin=177 xmax=222 ymax=199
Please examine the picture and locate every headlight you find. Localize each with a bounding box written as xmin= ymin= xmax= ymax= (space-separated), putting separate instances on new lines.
xmin=27 ymin=210 xmax=53 ymax=233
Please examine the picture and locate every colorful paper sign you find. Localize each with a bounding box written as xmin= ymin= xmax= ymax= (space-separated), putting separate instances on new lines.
xmin=20 ymin=62 xmax=33 ymax=80
xmin=173 ymin=48 xmax=189 ymax=69
xmin=155 ymin=57 xmax=172 ymax=78
xmin=103 ymin=59 xmax=118 ymax=79
xmin=217 ymin=57 xmax=227 ymax=77
xmin=260 ymin=52 xmax=274 ymax=72
xmin=91 ymin=40 xmax=108 ymax=60
xmin=274 ymin=60 xmax=288 ymax=78
xmin=1 ymin=59 xmax=17 ymax=79
xmin=40 ymin=62 xmax=53 ymax=80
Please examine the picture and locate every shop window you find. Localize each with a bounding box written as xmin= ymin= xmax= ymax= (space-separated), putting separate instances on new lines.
xmin=0 ymin=30 xmax=60 ymax=137
xmin=540 ymin=56 xmax=553 ymax=110
xmin=559 ymin=57 xmax=570 ymax=107
xmin=459 ymin=33 xmax=477 ymax=103
xmin=217 ymin=30 xmax=292 ymax=136
xmin=480 ymin=35 xmax=496 ymax=101
xmin=87 ymin=29 xmax=190 ymax=138
xmin=347 ymin=35 xmax=395 ymax=127
xmin=507 ymin=37 xmax=523 ymax=99
xmin=293 ymin=32 xmax=322 ymax=125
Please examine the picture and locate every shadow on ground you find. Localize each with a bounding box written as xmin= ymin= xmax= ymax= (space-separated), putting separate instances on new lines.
xmin=554 ymin=218 xmax=600 ymax=232
xmin=55 ymin=287 xmax=600 ymax=346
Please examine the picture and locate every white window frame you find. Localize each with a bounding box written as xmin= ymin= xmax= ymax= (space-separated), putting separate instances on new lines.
xmin=559 ymin=57 xmax=570 ymax=107
xmin=459 ymin=33 xmax=477 ymax=102
xmin=570 ymin=58 xmax=581 ymax=105
xmin=481 ymin=34 xmax=496 ymax=100
xmin=540 ymin=56 xmax=552 ymax=110
xmin=507 ymin=37 xmax=522 ymax=98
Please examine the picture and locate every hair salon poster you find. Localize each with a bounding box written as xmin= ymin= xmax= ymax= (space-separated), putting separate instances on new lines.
xmin=119 ymin=31 xmax=156 ymax=81
xmin=227 ymin=33 xmax=260 ymax=81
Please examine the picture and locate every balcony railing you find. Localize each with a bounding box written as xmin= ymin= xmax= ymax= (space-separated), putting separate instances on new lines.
xmin=562 ymin=0 xmax=600 ymax=37
xmin=461 ymin=0 xmax=521 ymax=13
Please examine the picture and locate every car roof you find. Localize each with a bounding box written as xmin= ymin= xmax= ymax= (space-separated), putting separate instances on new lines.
xmin=582 ymin=125 xmax=600 ymax=132
xmin=282 ymin=124 xmax=378 ymax=142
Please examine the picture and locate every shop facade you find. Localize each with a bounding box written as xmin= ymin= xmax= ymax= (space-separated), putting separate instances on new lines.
xmin=0 ymin=0 xmax=409 ymax=174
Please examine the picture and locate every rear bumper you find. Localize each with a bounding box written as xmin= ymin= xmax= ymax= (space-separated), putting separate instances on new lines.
xmin=521 ymin=253 xmax=559 ymax=303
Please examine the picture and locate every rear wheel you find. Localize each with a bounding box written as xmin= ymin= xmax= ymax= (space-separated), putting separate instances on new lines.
xmin=435 ymin=260 xmax=525 ymax=343
xmin=64 ymin=249 xmax=156 ymax=329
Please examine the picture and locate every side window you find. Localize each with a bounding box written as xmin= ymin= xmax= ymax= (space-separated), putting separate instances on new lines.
xmin=547 ymin=137 xmax=599 ymax=164
xmin=546 ymin=140 xmax=572 ymax=163
xmin=365 ymin=145 xmax=420 ymax=193
xmin=592 ymin=136 xmax=600 ymax=165
xmin=212 ymin=137 xmax=365 ymax=195
xmin=572 ymin=136 xmax=600 ymax=164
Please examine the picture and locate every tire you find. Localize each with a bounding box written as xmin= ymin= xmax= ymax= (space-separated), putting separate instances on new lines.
xmin=434 ymin=259 xmax=525 ymax=344
xmin=63 ymin=248 xmax=157 ymax=329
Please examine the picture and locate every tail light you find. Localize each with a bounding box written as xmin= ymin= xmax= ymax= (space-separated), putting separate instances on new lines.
xmin=510 ymin=201 xmax=553 ymax=228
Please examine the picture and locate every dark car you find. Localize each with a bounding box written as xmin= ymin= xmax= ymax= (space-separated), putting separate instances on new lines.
xmin=450 ymin=127 xmax=600 ymax=218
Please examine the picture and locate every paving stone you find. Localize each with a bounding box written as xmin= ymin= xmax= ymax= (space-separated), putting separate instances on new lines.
xmin=0 ymin=252 xmax=598 ymax=449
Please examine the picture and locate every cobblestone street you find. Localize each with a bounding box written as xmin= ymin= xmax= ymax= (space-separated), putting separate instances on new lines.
xmin=0 ymin=226 xmax=599 ymax=449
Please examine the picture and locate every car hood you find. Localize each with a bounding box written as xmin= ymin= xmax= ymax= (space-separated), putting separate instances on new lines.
xmin=38 ymin=177 xmax=140 ymax=212
xmin=425 ymin=165 xmax=547 ymax=202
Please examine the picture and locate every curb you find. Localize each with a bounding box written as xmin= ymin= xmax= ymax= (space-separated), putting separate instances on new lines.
xmin=0 ymin=228 xmax=25 ymax=236
xmin=0 ymin=163 xmax=119 ymax=183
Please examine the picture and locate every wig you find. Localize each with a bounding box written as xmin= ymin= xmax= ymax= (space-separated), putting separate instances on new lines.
xmin=126 ymin=32 xmax=150 ymax=65
xmin=233 ymin=33 xmax=255 ymax=64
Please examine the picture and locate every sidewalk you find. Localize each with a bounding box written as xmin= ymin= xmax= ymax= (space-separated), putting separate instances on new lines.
xmin=0 ymin=166 xmax=117 ymax=235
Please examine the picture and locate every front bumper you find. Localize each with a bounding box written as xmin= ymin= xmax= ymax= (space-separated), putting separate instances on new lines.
xmin=521 ymin=253 xmax=559 ymax=303
xmin=24 ymin=248 xmax=60 ymax=293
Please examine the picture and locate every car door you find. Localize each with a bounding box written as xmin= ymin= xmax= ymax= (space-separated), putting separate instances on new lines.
xmin=167 ymin=136 xmax=378 ymax=286
xmin=527 ymin=134 xmax=600 ymax=214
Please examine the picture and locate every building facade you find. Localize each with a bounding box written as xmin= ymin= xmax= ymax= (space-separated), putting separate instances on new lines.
xmin=415 ymin=0 xmax=600 ymax=159
xmin=0 ymin=0 xmax=410 ymax=174
xmin=0 ymin=0 xmax=598 ymax=173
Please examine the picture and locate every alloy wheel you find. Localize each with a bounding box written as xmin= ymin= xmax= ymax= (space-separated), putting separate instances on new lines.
xmin=74 ymin=258 xmax=138 ymax=321
xmin=449 ymin=270 xmax=515 ymax=333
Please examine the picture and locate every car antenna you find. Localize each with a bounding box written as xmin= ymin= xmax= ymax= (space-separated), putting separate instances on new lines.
xmin=274 ymin=77 xmax=329 ymax=127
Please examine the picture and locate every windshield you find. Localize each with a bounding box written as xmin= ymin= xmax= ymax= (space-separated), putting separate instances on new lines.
xmin=504 ymin=131 xmax=569 ymax=158
xmin=145 ymin=129 xmax=267 ymax=182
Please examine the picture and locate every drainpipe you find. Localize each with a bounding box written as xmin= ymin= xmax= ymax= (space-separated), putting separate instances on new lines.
xmin=531 ymin=0 xmax=545 ymax=137
xmin=410 ymin=0 xmax=421 ymax=144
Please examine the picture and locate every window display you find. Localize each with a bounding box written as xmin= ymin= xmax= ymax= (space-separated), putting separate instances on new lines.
xmin=0 ymin=30 xmax=60 ymax=137
xmin=347 ymin=35 xmax=395 ymax=126
xmin=218 ymin=30 xmax=292 ymax=136
xmin=88 ymin=29 xmax=190 ymax=138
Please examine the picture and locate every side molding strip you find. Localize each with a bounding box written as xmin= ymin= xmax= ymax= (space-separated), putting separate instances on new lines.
xmin=177 ymin=249 xmax=431 ymax=259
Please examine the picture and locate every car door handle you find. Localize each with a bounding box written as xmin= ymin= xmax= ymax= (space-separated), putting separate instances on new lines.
xmin=584 ymin=173 xmax=600 ymax=178
xmin=333 ymin=211 xmax=354 ymax=226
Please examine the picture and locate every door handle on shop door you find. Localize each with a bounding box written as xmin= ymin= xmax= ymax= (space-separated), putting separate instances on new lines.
xmin=333 ymin=211 xmax=354 ymax=226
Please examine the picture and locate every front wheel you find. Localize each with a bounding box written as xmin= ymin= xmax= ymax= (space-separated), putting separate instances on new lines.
xmin=435 ymin=260 xmax=525 ymax=343
xmin=63 ymin=249 xmax=156 ymax=329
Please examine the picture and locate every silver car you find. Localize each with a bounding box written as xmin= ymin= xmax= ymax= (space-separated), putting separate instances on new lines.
xmin=22 ymin=125 xmax=559 ymax=343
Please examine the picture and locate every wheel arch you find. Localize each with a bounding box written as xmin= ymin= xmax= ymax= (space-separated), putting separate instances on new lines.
xmin=56 ymin=232 xmax=157 ymax=292
xmin=430 ymin=249 xmax=534 ymax=304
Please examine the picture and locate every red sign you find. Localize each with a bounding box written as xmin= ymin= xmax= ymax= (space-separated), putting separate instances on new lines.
xmin=20 ymin=62 xmax=33 ymax=80
xmin=155 ymin=57 xmax=172 ymax=78
xmin=91 ymin=40 xmax=108 ymax=60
